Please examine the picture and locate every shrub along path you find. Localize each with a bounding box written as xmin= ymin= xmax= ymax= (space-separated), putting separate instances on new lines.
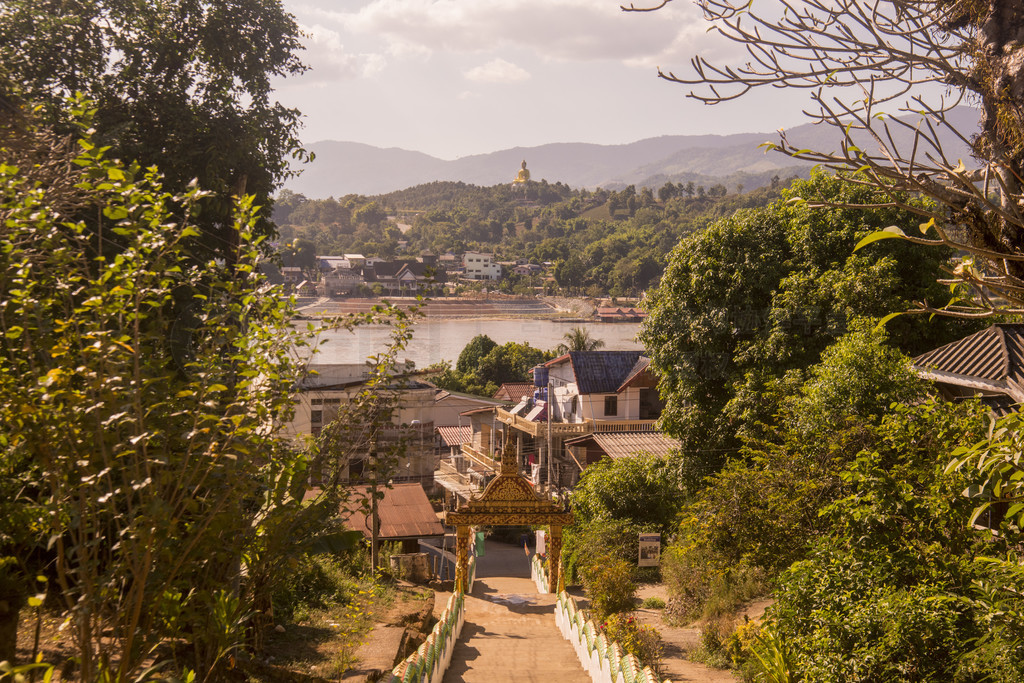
xmin=441 ymin=540 xmax=589 ymax=683
xmin=568 ymin=584 xmax=741 ymax=682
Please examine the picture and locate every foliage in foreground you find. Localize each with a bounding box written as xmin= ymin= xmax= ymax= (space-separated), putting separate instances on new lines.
xmin=0 ymin=102 xmax=339 ymax=681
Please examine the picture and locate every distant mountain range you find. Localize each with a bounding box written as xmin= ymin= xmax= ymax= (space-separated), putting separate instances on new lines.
xmin=285 ymin=108 xmax=980 ymax=198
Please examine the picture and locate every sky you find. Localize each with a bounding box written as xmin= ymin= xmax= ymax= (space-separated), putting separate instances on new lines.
xmin=273 ymin=0 xmax=814 ymax=160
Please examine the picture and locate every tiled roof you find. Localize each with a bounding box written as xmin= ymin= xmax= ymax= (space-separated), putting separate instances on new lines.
xmin=493 ymin=382 xmax=535 ymax=402
xmin=564 ymin=432 xmax=680 ymax=459
xmin=339 ymin=483 xmax=444 ymax=540
xmin=436 ymin=425 xmax=471 ymax=448
xmin=616 ymin=357 xmax=652 ymax=392
xmin=913 ymin=324 xmax=1024 ymax=401
xmin=563 ymin=351 xmax=646 ymax=395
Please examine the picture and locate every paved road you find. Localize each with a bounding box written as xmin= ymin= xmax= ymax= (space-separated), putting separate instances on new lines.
xmin=443 ymin=540 xmax=589 ymax=683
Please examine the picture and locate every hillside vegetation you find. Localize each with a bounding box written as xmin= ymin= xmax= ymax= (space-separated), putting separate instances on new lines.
xmin=274 ymin=177 xmax=794 ymax=297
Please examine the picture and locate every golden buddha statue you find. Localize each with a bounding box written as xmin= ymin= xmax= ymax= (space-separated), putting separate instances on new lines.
xmin=513 ymin=160 xmax=530 ymax=184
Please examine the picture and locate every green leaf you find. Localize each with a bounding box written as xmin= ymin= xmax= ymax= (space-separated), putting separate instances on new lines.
xmin=874 ymin=312 xmax=905 ymax=331
xmin=854 ymin=226 xmax=907 ymax=252
xmin=103 ymin=206 xmax=129 ymax=221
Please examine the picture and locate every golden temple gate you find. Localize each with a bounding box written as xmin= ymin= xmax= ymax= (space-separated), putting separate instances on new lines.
xmin=445 ymin=436 xmax=573 ymax=593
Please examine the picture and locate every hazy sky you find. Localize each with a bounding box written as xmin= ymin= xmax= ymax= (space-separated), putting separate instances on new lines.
xmin=273 ymin=0 xmax=813 ymax=160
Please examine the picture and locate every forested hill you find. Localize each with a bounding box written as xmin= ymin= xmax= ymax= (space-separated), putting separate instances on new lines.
xmin=274 ymin=177 xmax=788 ymax=297
xmin=284 ymin=107 xmax=978 ymax=198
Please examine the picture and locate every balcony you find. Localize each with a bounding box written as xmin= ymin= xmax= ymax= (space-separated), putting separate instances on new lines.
xmin=495 ymin=408 xmax=658 ymax=437
xmin=460 ymin=443 xmax=500 ymax=473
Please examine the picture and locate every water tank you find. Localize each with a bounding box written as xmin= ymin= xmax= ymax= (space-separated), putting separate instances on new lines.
xmin=533 ymin=364 xmax=549 ymax=387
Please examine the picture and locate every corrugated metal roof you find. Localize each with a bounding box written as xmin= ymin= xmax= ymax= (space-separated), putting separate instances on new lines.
xmin=341 ymin=483 xmax=444 ymax=540
xmin=493 ymin=382 xmax=535 ymax=403
xmin=565 ymin=351 xmax=646 ymax=394
xmin=436 ymin=425 xmax=471 ymax=447
xmin=564 ymin=432 xmax=680 ymax=459
xmin=913 ymin=324 xmax=1024 ymax=401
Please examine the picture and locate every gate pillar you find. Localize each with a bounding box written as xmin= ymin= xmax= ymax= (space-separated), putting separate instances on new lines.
xmin=548 ymin=525 xmax=562 ymax=594
xmin=455 ymin=525 xmax=470 ymax=593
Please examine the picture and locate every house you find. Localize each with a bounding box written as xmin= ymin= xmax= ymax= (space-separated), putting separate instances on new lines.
xmin=493 ymin=382 xmax=535 ymax=404
xmin=344 ymin=253 xmax=367 ymax=269
xmin=913 ymin=323 xmax=1024 ymax=416
xmin=307 ymin=483 xmax=444 ymax=555
xmin=364 ymin=260 xmax=446 ymax=296
xmin=287 ymin=364 xmax=499 ymax=491
xmin=463 ymin=252 xmax=501 ymax=281
xmin=513 ymin=263 xmax=544 ymax=277
xmin=437 ymin=253 xmax=461 ymax=272
xmin=320 ymin=266 xmax=364 ymax=296
xmin=285 ymin=363 xmax=438 ymax=487
xmin=281 ymin=266 xmax=303 ymax=285
xmin=432 ymin=406 xmax=502 ymax=504
xmin=563 ymin=432 xmax=680 ymax=469
xmin=432 ymin=389 xmax=502 ymax=425
xmin=488 ymin=350 xmax=666 ymax=490
xmin=318 ymin=256 xmax=351 ymax=272
xmin=597 ymin=307 xmax=648 ymax=323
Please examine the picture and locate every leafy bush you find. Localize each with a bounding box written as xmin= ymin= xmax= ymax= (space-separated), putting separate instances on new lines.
xmin=602 ymin=612 xmax=663 ymax=672
xmin=767 ymin=401 xmax=996 ymax=681
xmin=641 ymin=596 xmax=666 ymax=609
xmin=661 ymin=543 xmax=765 ymax=624
xmin=563 ymin=453 xmax=685 ymax=585
xmin=272 ymin=554 xmax=359 ymax=623
xmin=582 ymin=555 xmax=636 ymax=622
xmin=688 ymin=616 xmax=735 ymax=670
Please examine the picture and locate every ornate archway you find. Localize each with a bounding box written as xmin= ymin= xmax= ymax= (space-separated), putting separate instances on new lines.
xmin=446 ymin=437 xmax=574 ymax=593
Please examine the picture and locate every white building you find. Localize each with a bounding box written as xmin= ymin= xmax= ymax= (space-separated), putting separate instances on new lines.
xmin=463 ymin=251 xmax=502 ymax=280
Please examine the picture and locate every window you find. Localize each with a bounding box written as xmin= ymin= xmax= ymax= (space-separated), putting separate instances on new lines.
xmin=604 ymin=396 xmax=618 ymax=416
xmin=311 ymin=410 xmax=322 ymax=423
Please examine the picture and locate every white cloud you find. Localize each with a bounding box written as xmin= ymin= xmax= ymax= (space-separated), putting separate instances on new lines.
xmin=464 ymin=58 xmax=531 ymax=83
xmin=305 ymin=0 xmax=709 ymax=64
xmin=293 ymin=22 xmax=387 ymax=83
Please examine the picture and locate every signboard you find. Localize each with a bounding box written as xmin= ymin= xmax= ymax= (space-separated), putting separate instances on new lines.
xmin=638 ymin=533 xmax=661 ymax=567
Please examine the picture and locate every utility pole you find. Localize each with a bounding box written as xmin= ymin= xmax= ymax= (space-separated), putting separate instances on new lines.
xmin=369 ymin=438 xmax=380 ymax=575
xmin=546 ymin=375 xmax=553 ymax=495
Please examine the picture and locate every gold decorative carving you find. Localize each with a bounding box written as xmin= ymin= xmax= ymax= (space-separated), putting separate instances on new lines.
xmin=447 ymin=436 xmax=574 ymax=594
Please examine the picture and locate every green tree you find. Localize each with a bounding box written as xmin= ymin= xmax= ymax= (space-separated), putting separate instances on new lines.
xmin=476 ymin=341 xmax=551 ymax=387
xmin=0 ymin=0 xmax=306 ymax=260
xmin=563 ymin=454 xmax=684 ymax=583
xmin=0 ymin=104 xmax=318 ymax=679
xmin=640 ymin=171 xmax=976 ymax=473
xmin=455 ymin=334 xmax=499 ymax=374
xmin=767 ymin=400 xmax=993 ymax=681
xmin=638 ymin=0 xmax=1024 ymax=318
xmin=556 ymin=326 xmax=606 ymax=353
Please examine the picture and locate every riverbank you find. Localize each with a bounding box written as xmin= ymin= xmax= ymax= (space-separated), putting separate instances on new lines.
xmin=294 ymin=296 xmax=607 ymax=321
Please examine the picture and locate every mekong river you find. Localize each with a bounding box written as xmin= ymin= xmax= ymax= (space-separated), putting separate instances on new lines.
xmin=305 ymin=319 xmax=644 ymax=368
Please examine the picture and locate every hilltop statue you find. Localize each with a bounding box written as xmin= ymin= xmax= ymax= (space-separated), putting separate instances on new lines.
xmin=513 ymin=160 xmax=530 ymax=185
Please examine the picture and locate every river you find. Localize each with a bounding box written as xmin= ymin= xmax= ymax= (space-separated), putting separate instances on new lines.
xmin=306 ymin=318 xmax=644 ymax=368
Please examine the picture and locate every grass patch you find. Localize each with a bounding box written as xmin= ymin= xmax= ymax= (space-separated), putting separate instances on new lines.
xmin=641 ymin=596 xmax=666 ymax=610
